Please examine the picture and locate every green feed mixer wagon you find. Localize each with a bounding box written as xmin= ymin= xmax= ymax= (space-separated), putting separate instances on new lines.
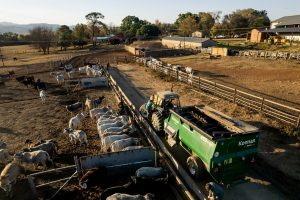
xmin=140 ymin=91 xmax=259 ymax=184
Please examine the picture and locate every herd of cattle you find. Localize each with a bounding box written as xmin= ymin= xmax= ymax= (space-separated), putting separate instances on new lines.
xmin=0 ymin=62 xmax=165 ymax=199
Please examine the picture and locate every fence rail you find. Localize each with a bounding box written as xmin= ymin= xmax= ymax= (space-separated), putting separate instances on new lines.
xmin=118 ymin=56 xmax=300 ymax=128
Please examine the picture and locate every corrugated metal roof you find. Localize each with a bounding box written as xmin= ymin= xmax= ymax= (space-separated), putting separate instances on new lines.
xmin=272 ymin=15 xmax=300 ymax=26
xmin=262 ymin=27 xmax=300 ymax=33
xmin=162 ymin=36 xmax=211 ymax=43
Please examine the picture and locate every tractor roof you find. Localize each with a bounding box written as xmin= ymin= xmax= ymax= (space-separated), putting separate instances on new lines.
xmin=157 ymin=91 xmax=179 ymax=99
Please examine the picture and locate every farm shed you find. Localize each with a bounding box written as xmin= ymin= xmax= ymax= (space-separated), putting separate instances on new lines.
xmin=80 ymin=77 xmax=108 ymax=88
xmin=162 ymin=36 xmax=217 ymax=49
xmin=211 ymin=47 xmax=228 ymax=56
xmin=250 ymin=29 xmax=268 ymax=43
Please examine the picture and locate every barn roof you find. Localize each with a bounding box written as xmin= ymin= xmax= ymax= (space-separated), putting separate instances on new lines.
xmin=162 ymin=36 xmax=212 ymax=44
xmin=272 ymin=15 xmax=300 ymax=26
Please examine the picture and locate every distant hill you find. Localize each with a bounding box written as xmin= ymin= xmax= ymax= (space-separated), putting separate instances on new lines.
xmin=0 ymin=22 xmax=62 ymax=34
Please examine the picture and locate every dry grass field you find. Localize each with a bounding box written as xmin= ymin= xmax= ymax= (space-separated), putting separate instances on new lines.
xmin=0 ymin=45 xmax=89 ymax=67
xmin=161 ymin=55 xmax=300 ymax=107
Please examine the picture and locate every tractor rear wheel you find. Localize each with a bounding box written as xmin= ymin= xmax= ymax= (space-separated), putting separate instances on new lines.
xmin=151 ymin=111 xmax=164 ymax=133
xmin=186 ymin=155 xmax=205 ymax=179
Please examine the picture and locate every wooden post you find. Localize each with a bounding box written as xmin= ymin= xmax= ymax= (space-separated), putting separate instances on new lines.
xmin=198 ymin=77 xmax=201 ymax=89
xmin=214 ymin=82 xmax=217 ymax=94
xmin=297 ymin=114 xmax=300 ymax=128
xmin=177 ymin=70 xmax=179 ymax=81
xmin=186 ymin=73 xmax=188 ymax=84
xmin=233 ymin=89 xmax=237 ymax=103
xmin=260 ymin=98 xmax=265 ymax=111
xmin=28 ymin=175 xmax=38 ymax=197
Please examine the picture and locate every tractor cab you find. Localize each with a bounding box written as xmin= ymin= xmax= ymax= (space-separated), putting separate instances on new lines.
xmin=140 ymin=91 xmax=181 ymax=132
xmin=151 ymin=91 xmax=180 ymax=111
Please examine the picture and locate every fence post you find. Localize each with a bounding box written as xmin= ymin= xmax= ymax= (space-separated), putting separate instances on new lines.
xmin=28 ymin=175 xmax=38 ymax=197
xmin=186 ymin=73 xmax=189 ymax=84
xmin=177 ymin=70 xmax=179 ymax=81
xmin=233 ymin=89 xmax=237 ymax=103
xmin=260 ymin=98 xmax=265 ymax=111
xmin=214 ymin=82 xmax=217 ymax=95
xmin=297 ymin=114 xmax=300 ymax=128
xmin=198 ymin=77 xmax=201 ymax=89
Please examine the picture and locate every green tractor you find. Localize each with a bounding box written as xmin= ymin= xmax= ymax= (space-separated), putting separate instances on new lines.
xmin=140 ymin=91 xmax=181 ymax=132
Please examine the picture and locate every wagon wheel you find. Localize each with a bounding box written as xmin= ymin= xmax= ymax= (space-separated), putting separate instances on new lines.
xmin=186 ymin=155 xmax=205 ymax=178
xmin=151 ymin=111 xmax=164 ymax=133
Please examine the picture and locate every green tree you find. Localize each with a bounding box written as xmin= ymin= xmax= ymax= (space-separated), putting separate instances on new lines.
xmin=85 ymin=12 xmax=106 ymax=45
xmin=198 ymin=12 xmax=215 ymax=37
xmin=136 ymin=24 xmax=161 ymax=38
xmin=179 ymin=15 xmax=198 ymax=37
xmin=73 ymin=23 xmax=89 ymax=48
xmin=222 ymin=8 xmax=270 ymax=29
xmin=29 ymin=27 xmax=54 ymax=54
xmin=120 ymin=16 xmax=144 ymax=37
xmin=175 ymin=12 xmax=199 ymax=28
xmin=57 ymin=25 xmax=73 ymax=51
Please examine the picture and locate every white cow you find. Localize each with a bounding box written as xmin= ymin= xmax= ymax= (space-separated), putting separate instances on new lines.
xmin=90 ymin=106 xmax=111 ymax=120
xmin=39 ymin=90 xmax=46 ymax=103
xmin=95 ymin=110 xmax=115 ymax=121
xmin=85 ymin=97 xmax=93 ymax=111
xmin=78 ymin=66 xmax=87 ymax=74
xmin=55 ymin=74 xmax=64 ymax=84
xmin=101 ymin=134 xmax=130 ymax=152
xmin=98 ymin=120 xmax=128 ymax=135
xmin=63 ymin=128 xmax=88 ymax=146
xmin=110 ymin=138 xmax=141 ymax=152
xmin=14 ymin=150 xmax=53 ymax=170
xmin=122 ymin=146 xmax=144 ymax=151
xmin=69 ymin=112 xmax=85 ymax=129
xmin=103 ymin=124 xmax=135 ymax=135
xmin=106 ymin=193 xmax=155 ymax=200
xmin=97 ymin=115 xmax=129 ymax=126
xmin=0 ymin=161 xmax=22 ymax=198
xmin=185 ymin=66 xmax=194 ymax=75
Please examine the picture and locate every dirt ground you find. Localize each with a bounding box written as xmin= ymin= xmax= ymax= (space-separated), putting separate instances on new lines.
xmin=161 ymin=55 xmax=300 ymax=108
xmin=1 ymin=49 xmax=299 ymax=199
xmin=113 ymin=62 xmax=300 ymax=186
xmin=0 ymin=51 xmax=136 ymax=199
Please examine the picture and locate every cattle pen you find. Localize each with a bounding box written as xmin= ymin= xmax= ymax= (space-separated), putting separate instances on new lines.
xmin=24 ymin=64 xmax=196 ymax=199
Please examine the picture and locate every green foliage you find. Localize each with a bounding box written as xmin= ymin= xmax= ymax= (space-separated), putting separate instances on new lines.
xmin=175 ymin=12 xmax=215 ymax=37
xmin=179 ymin=16 xmax=198 ymax=36
xmin=120 ymin=16 xmax=145 ymax=37
xmin=136 ymin=24 xmax=161 ymax=38
xmin=57 ymin=25 xmax=73 ymax=50
xmin=0 ymin=32 xmax=19 ymax=41
xmin=85 ymin=12 xmax=106 ymax=45
xmin=198 ymin=12 xmax=215 ymax=36
xmin=223 ymin=8 xmax=270 ymax=29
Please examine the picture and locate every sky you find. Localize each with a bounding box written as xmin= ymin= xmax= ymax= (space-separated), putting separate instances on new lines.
xmin=0 ymin=0 xmax=299 ymax=26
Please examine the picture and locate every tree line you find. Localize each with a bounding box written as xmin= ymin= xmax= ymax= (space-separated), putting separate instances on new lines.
xmin=0 ymin=8 xmax=271 ymax=54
